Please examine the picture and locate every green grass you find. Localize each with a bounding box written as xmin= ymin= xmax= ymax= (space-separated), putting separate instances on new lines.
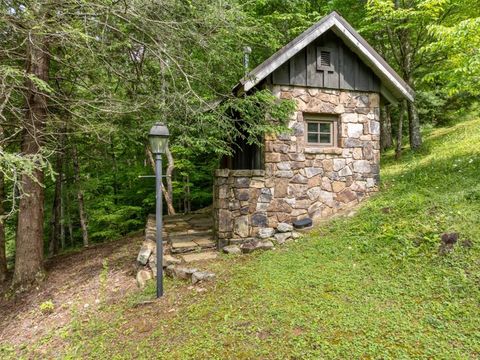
xmin=5 ymin=119 xmax=480 ymax=359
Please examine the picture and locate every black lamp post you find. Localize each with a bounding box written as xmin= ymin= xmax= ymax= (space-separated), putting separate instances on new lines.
xmin=148 ymin=122 xmax=170 ymax=298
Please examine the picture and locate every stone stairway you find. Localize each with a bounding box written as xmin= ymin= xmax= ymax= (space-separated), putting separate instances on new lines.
xmin=145 ymin=212 xmax=217 ymax=256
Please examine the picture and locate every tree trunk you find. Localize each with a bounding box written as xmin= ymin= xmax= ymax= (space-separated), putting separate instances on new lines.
xmin=395 ymin=101 xmax=406 ymax=160
xmin=165 ymin=146 xmax=176 ymax=215
xmin=110 ymin=137 xmax=118 ymax=205
xmin=146 ymin=147 xmax=176 ymax=215
xmin=72 ymin=145 xmax=89 ymax=247
xmin=60 ymin=172 xmax=65 ymax=250
xmin=13 ymin=31 xmax=50 ymax=286
xmin=407 ymin=100 xmax=422 ymax=150
xmin=0 ymin=167 xmax=7 ymax=283
xmin=49 ymin=129 xmax=65 ymax=256
xmin=380 ymin=105 xmax=393 ymax=151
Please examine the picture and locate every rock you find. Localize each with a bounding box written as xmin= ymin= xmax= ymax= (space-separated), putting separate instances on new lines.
xmin=291 ymin=174 xmax=308 ymax=184
xmin=277 ymin=162 xmax=291 ymax=170
xmin=274 ymin=232 xmax=291 ymax=244
xmin=369 ymin=120 xmax=380 ymax=135
xmin=332 ymin=181 xmax=346 ymax=193
xmin=363 ymin=143 xmax=374 ymax=160
xmin=165 ymin=264 xmax=176 ymax=277
xmin=333 ymin=159 xmax=346 ymax=172
xmin=307 ymin=187 xmax=322 ymax=201
xmin=191 ymin=271 xmax=216 ymax=284
xmin=353 ymin=160 xmax=371 ymax=173
xmin=235 ymin=188 xmax=250 ymax=201
xmin=166 ymin=266 xmax=198 ymax=280
xmin=240 ymin=241 xmax=258 ymax=254
xmin=137 ymin=243 xmax=153 ymax=265
xmin=235 ymin=177 xmax=250 ymax=188
xmin=223 ymin=245 xmax=242 ymax=255
xmin=258 ymin=227 xmax=275 ymax=239
xmin=305 ymin=167 xmax=323 ymax=178
xmin=251 ymin=212 xmax=268 ymax=227
xmin=257 ymin=240 xmax=275 ymax=250
xmin=277 ymin=222 xmax=293 ymax=232
xmin=258 ymin=188 xmax=273 ymax=203
xmin=234 ymin=215 xmax=249 ymax=237
xmin=347 ymin=123 xmax=364 ymax=138
xmin=148 ymin=254 xmax=158 ymax=276
xmin=136 ymin=269 xmax=153 ymax=288
xmin=338 ymin=166 xmax=353 ymax=177
xmin=291 ymin=121 xmax=304 ymax=136
xmin=163 ymin=254 xmax=181 ymax=267
xmin=276 ymin=170 xmax=294 ymax=178
xmin=336 ymin=189 xmax=357 ymax=203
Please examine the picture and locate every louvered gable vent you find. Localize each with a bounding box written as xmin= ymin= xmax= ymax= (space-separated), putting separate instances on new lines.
xmin=320 ymin=50 xmax=331 ymax=67
xmin=316 ymin=47 xmax=334 ymax=71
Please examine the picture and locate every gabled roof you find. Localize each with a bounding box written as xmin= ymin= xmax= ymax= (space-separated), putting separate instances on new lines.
xmin=234 ymin=11 xmax=414 ymax=103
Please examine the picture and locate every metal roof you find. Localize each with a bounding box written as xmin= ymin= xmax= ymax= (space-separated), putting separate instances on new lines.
xmin=234 ymin=11 xmax=414 ymax=102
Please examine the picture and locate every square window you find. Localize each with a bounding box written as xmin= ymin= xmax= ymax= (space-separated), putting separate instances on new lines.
xmin=304 ymin=115 xmax=338 ymax=147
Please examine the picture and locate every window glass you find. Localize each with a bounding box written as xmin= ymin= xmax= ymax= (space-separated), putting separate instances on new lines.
xmin=307 ymin=133 xmax=318 ymax=143
xmin=307 ymin=123 xmax=318 ymax=132
xmin=319 ymin=123 xmax=331 ymax=133
xmin=319 ymin=134 xmax=331 ymax=143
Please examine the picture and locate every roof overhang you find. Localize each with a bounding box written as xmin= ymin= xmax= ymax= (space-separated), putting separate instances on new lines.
xmin=234 ymin=11 xmax=414 ymax=103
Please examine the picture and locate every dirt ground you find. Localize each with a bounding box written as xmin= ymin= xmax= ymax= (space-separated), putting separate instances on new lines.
xmin=0 ymin=233 xmax=143 ymax=346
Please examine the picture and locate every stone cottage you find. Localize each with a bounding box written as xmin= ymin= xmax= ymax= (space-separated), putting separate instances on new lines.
xmin=213 ymin=11 xmax=414 ymax=246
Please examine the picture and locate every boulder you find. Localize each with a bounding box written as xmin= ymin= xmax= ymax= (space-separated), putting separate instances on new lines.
xmin=234 ymin=216 xmax=250 ymax=237
xmin=136 ymin=269 xmax=153 ymax=288
xmin=223 ymin=245 xmax=242 ymax=255
xmin=274 ymin=232 xmax=291 ymax=244
xmin=240 ymin=241 xmax=258 ymax=254
xmin=256 ymin=240 xmax=275 ymax=250
xmin=166 ymin=266 xmax=198 ymax=280
xmin=251 ymin=212 xmax=268 ymax=227
xmin=137 ymin=242 xmax=154 ymax=265
xmin=163 ymin=254 xmax=181 ymax=267
xmin=192 ymin=271 xmax=216 ymax=284
xmin=277 ymin=222 xmax=293 ymax=232
xmin=258 ymin=227 xmax=275 ymax=239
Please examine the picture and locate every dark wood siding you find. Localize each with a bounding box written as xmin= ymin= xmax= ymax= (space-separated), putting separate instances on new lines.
xmin=271 ymin=30 xmax=380 ymax=92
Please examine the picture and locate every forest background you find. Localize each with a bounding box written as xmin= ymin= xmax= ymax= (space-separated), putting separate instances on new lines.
xmin=0 ymin=0 xmax=479 ymax=285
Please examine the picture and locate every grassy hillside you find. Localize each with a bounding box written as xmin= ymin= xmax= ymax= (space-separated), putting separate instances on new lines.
xmin=4 ymin=119 xmax=480 ymax=359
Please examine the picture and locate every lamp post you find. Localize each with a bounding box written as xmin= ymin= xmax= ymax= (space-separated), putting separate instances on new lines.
xmin=148 ymin=122 xmax=170 ymax=298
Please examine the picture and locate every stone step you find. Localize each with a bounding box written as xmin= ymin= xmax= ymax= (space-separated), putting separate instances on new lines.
xmin=171 ymin=241 xmax=199 ymax=253
xmin=180 ymin=252 xmax=218 ymax=263
xmin=169 ymin=231 xmax=213 ymax=243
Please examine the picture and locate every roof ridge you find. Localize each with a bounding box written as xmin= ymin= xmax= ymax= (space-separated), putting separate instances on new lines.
xmin=234 ymin=11 xmax=413 ymax=102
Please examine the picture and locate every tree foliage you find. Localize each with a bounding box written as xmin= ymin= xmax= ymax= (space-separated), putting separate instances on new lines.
xmin=0 ymin=0 xmax=478 ymax=284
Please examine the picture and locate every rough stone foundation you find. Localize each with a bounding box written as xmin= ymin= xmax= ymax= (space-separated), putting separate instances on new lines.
xmin=213 ymin=86 xmax=380 ymax=246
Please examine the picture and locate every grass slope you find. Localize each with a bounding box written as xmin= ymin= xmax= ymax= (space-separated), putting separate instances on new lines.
xmin=6 ymin=119 xmax=480 ymax=359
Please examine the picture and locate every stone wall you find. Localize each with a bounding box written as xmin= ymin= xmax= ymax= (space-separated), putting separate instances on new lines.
xmin=213 ymin=85 xmax=380 ymax=246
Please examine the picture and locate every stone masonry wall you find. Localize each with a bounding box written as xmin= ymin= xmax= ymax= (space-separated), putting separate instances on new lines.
xmin=213 ymin=86 xmax=380 ymax=246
